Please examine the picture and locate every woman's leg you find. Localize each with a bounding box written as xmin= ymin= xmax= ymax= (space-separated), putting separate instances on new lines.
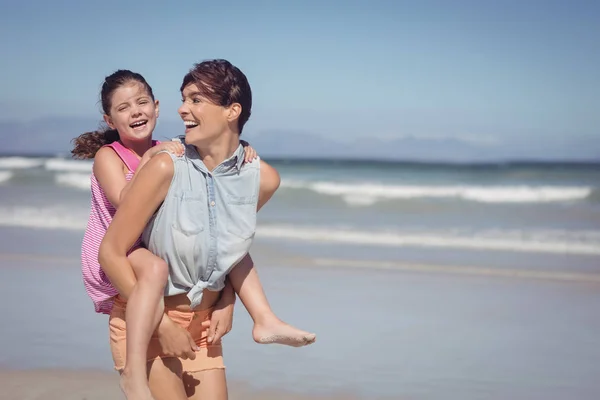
xmin=227 ymin=254 xmax=316 ymax=347
xmin=120 ymin=247 xmax=169 ymax=399
xmin=147 ymin=358 xmax=189 ymax=400
xmin=182 ymin=369 xmax=228 ymax=400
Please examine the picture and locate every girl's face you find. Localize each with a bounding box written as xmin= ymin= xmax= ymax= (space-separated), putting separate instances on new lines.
xmin=178 ymin=83 xmax=238 ymax=145
xmin=104 ymin=82 xmax=159 ymax=142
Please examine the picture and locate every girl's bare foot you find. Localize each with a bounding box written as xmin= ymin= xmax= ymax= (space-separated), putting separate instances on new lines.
xmin=252 ymin=317 xmax=316 ymax=347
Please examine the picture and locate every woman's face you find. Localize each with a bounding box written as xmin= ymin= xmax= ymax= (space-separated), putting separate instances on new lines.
xmin=104 ymin=82 xmax=159 ymax=142
xmin=178 ymin=83 xmax=231 ymax=145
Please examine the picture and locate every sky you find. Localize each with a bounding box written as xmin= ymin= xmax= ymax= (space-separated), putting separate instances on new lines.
xmin=1 ymin=0 xmax=599 ymax=159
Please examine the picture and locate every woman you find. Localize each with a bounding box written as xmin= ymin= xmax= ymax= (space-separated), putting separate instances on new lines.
xmin=99 ymin=59 xmax=309 ymax=400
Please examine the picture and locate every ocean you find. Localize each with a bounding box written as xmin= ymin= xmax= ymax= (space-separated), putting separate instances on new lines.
xmin=1 ymin=156 xmax=599 ymax=268
xmin=1 ymin=155 xmax=600 ymax=399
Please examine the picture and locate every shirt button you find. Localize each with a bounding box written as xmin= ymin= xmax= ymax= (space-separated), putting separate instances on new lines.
xmin=210 ymin=201 xmax=216 ymax=206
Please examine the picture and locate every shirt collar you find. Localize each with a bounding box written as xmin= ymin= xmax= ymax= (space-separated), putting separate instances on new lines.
xmin=183 ymin=139 xmax=245 ymax=174
xmin=232 ymin=143 xmax=245 ymax=171
xmin=215 ymin=143 xmax=245 ymax=173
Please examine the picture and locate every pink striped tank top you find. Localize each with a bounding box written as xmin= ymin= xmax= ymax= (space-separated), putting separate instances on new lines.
xmin=81 ymin=140 xmax=159 ymax=314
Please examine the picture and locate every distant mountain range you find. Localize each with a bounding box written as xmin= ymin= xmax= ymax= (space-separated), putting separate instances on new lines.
xmin=1 ymin=116 xmax=598 ymax=162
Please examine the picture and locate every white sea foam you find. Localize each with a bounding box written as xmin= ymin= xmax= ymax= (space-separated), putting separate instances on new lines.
xmin=0 ymin=206 xmax=87 ymax=230
xmin=256 ymin=225 xmax=600 ymax=256
xmin=1 ymin=205 xmax=597 ymax=256
xmin=55 ymin=173 xmax=91 ymax=190
xmin=0 ymin=157 xmax=45 ymax=169
xmin=45 ymin=158 xmax=93 ymax=172
xmin=280 ymin=180 xmax=592 ymax=205
xmin=0 ymin=171 xmax=13 ymax=184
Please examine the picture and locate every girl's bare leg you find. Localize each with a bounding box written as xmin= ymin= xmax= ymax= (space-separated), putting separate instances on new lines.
xmin=227 ymin=254 xmax=316 ymax=347
xmin=120 ymin=248 xmax=169 ymax=400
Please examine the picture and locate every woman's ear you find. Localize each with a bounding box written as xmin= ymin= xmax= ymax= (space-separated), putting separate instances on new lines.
xmin=227 ymin=103 xmax=242 ymax=122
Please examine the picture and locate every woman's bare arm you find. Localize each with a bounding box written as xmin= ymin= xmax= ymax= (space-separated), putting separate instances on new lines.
xmin=215 ymin=161 xmax=280 ymax=296
xmin=94 ymin=142 xmax=183 ymax=209
xmin=98 ymin=153 xmax=174 ymax=300
xmin=223 ymin=159 xmax=279 ymax=291
xmin=218 ymin=160 xmax=279 ymax=301
xmin=257 ymin=159 xmax=281 ymax=211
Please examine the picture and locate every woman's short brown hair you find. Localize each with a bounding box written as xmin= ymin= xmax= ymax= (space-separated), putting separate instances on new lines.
xmin=180 ymin=59 xmax=252 ymax=134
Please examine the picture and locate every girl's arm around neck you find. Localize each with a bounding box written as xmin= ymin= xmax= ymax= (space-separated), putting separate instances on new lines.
xmin=98 ymin=153 xmax=174 ymax=300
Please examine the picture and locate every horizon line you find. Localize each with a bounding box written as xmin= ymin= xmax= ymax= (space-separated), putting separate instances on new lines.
xmin=1 ymin=152 xmax=598 ymax=166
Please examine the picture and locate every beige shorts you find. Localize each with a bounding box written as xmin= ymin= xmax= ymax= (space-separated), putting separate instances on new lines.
xmin=108 ymin=295 xmax=225 ymax=372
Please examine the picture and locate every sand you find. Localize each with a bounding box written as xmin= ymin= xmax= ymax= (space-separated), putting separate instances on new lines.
xmin=0 ymin=369 xmax=371 ymax=400
xmin=2 ymin=228 xmax=600 ymax=399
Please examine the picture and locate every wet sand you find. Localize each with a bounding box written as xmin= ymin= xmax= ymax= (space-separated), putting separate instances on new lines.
xmin=0 ymin=369 xmax=375 ymax=400
xmin=1 ymin=227 xmax=600 ymax=399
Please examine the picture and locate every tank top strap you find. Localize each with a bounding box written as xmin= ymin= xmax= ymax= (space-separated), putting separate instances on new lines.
xmin=105 ymin=140 xmax=161 ymax=172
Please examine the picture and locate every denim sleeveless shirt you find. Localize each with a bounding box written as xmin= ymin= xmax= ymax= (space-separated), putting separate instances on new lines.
xmin=142 ymin=137 xmax=260 ymax=309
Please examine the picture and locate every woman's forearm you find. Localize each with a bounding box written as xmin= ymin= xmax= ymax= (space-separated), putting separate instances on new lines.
xmin=118 ymin=153 xmax=152 ymax=204
xmin=98 ymin=245 xmax=137 ymax=300
xmin=99 ymin=153 xmax=174 ymax=300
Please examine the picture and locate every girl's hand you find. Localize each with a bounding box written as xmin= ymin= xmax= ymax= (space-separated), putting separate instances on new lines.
xmin=147 ymin=141 xmax=185 ymax=159
xmin=240 ymin=140 xmax=258 ymax=163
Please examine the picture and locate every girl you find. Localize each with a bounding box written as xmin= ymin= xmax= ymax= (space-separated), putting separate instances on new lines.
xmin=73 ymin=69 xmax=314 ymax=400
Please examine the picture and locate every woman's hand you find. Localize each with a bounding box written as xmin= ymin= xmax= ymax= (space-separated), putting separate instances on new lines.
xmin=207 ymin=283 xmax=236 ymax=344
xmin=156 ymin=315 xmax=199 ymax=360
